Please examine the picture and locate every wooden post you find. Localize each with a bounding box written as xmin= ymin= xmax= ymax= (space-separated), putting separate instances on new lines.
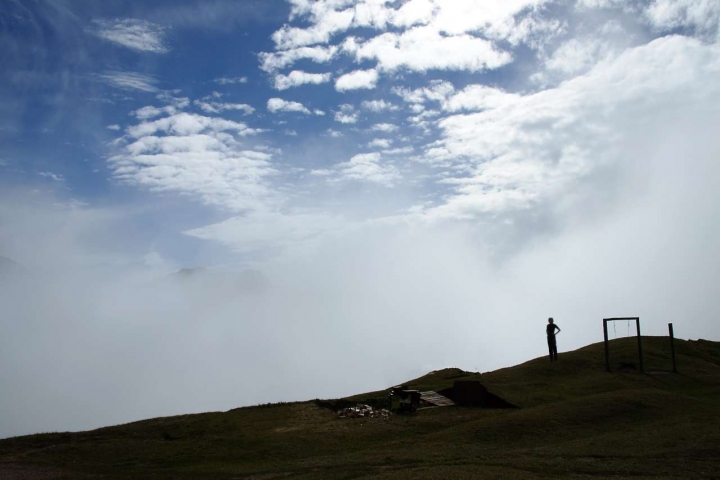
xmin=636 ymin=318 xmax=644 ymax=372
xmin=669 ymin=323 xmax=677 ymax=373
xmin=603 ymin=319 xmax=611 ymax=372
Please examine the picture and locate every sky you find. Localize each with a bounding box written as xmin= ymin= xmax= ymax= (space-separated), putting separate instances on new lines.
xmin=1 ymin=0 xmax=720 ymax=438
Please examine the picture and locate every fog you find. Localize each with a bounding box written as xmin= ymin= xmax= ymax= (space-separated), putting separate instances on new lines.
xmin=2 ymin=99 xmax=720 ymax=439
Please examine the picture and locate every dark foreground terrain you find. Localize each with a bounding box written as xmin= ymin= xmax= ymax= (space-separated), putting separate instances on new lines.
xmin=2 ymin=337 xmax=719 ymax=479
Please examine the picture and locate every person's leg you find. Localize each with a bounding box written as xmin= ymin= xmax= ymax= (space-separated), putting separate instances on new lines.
xmin=547 ymin=337 xmax=554 ymax=361
xmin=552 ymin=343 xmax=558 ymax=361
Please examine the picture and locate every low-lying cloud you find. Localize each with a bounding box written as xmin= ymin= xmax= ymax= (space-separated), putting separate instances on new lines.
xmin=2 ymin=109 xmax=719 ymax=438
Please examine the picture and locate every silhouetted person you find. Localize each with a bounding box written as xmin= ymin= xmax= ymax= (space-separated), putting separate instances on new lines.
xmin=547 ymin=317 xmax=560 ymax=362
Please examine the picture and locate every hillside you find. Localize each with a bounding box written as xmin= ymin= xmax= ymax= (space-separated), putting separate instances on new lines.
xmin=1 ymin=337 xmax=719 ymax=479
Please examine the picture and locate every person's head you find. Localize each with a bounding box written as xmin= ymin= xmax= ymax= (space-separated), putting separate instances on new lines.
xmin=548 ymin=317 xmax=554 ymax=324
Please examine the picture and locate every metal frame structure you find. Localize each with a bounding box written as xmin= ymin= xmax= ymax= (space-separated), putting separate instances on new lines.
xmin=668 ymin=323 xmax=678 ymax=373
xmin=603 ymin=317 xmax=643 ymax=372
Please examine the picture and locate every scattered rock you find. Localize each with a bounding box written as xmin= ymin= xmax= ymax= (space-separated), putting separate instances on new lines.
xmin=337 ymin=404 xmax=392 ymax=419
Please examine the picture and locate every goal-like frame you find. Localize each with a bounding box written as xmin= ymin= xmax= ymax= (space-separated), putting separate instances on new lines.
xmin=603 ymin=317 xmax=643 ymax=372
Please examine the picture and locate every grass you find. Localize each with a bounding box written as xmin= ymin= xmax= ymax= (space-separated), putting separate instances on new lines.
xmin=1 ymin=337 xmax=719 ymax=479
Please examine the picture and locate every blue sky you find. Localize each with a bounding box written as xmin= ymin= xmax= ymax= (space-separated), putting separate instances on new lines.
xmin=2 ymin=0 xmax=720 ymax=437
xmin=6 ymin=0 xmax=716 ymax=267
xmin=2 ymin=0 xmax=718 ymax=269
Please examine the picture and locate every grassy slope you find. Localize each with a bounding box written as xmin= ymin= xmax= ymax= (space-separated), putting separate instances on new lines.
xmin=1 ymin=337 xmax=719 ymax=479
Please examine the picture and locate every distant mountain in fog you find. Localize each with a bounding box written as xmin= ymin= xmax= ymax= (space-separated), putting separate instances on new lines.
xmin=168 ymin=267 xmax=267 ymax=292
xmin=0 ymin=255 xmax=19 ymax=275
xmin=171 ymin=267 xmax=208 ymax=278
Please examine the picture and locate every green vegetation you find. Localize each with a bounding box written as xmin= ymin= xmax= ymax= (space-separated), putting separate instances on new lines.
xmin=2 ymin=337 xmax=719 ymax=479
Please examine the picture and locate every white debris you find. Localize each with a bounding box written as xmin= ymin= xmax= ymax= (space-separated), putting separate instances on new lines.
xmin=337 ymin=404 xmax=392 ymax=419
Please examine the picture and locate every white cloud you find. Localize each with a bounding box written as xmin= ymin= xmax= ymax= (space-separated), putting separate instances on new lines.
xmin=393 ymin=87 xmax=426 ymax=104
xmin=132 ymin=105 xmax=179 ymax=120
xmin=504 ymin=14 xmax=566 ymax=49
xmin=354 ymin=26 xmax=512 ymax=72
xmin=576 ymin=0 xmax=628 ymax=8
xmin=383 ymin=146 xmax=414 ymax=155
xmin=393 ymin=80 xmax=455 ymax=104
xmin=267 ymin=98 xmax=312 ymax=114
xmin=368 ymin=138 xmax=392 ymax=149
xmin=443 ymin=85 xmax=520 ymax=112
xmin=336 ymin=152 xmax=400 ymax=186
xmin=408 ymin=109 xmax=440 ymax=124
xmin=256 ymin=0 xmax=568 ymax=96
xmin=370 ymin=123 xmax=398 ymax=132
xmin=125 ymin=112 xmax=261 ymax=139
xmin=259 ymin=45 xmax=339 ymax=72
xmin=314 ymin=109 xmax=326 ymax=116
xmin=361 ymin=99 xmax=399 ymax=112
xmin=270 ymin=0 xmax=553 ymax=49
xmin=579 ymin=0 xmax=720 ymax=38
xmin=194 ymin=100 xmax=255 ymax=115
xmin=273 ymin=70 xmax=332 ymax=90
xmin=272 ymin=6 xmax=355 ymax=50
xmin=546 ymin=38 xmax=613 ymax=75
xmin=109 ymin=112 xmax=274 ymax=212
xmin=644 ymin=0 xmax=720 ymax=36
xmin=38 ymin=172 xmax=65 ymax=182
xmin=325 ymin=129 xmax=343 ymax=137
xmin=421 ymin=36 xmax=720 ymax=219
xmin=335 ymin=69 xmax=379 ymax=91
xmin=354 ymin=2 xmax=395 ymax=29
xmin=334 ymin=112 xmax=358 ymax=124
xmin=260 ymin=0 xmax=569 ymax=84
xmin=106 ymin=125 xmax=121 ymax=131
xmin=341 ymin=35 xmax=360 ymax=53
xmin=430 ymin=0 xmax=554 ymax=39
xmin=88 ymin=19 xmax=168 ymax=53
xmin=392 ymin=0 xmax=436 ymax=28
xmin=156 ymin=93 xmax=190 ymax=108
xmin=214 ymin=76 xmax=248 ymax=85
xmin=334 ymin=103 xmax=358 ymax=123
xmin=98 ymin=71 xmax=158 ymax=92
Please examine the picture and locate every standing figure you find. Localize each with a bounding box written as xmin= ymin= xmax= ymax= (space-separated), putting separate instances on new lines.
xmin=547 ymin=317 xmax=561 ymax=362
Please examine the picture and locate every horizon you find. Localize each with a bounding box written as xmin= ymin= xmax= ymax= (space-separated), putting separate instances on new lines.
xmin=2 ymin=0 xmax=720 ymax=439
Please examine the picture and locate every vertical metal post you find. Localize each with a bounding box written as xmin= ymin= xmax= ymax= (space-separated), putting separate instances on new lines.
xmin=669 ymin=323 xmax=677 ymax=373
xmin=603 ymin=319 xmax=611 ymax=372
xmin=636 ymin=318 xmax=644 ymax=372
